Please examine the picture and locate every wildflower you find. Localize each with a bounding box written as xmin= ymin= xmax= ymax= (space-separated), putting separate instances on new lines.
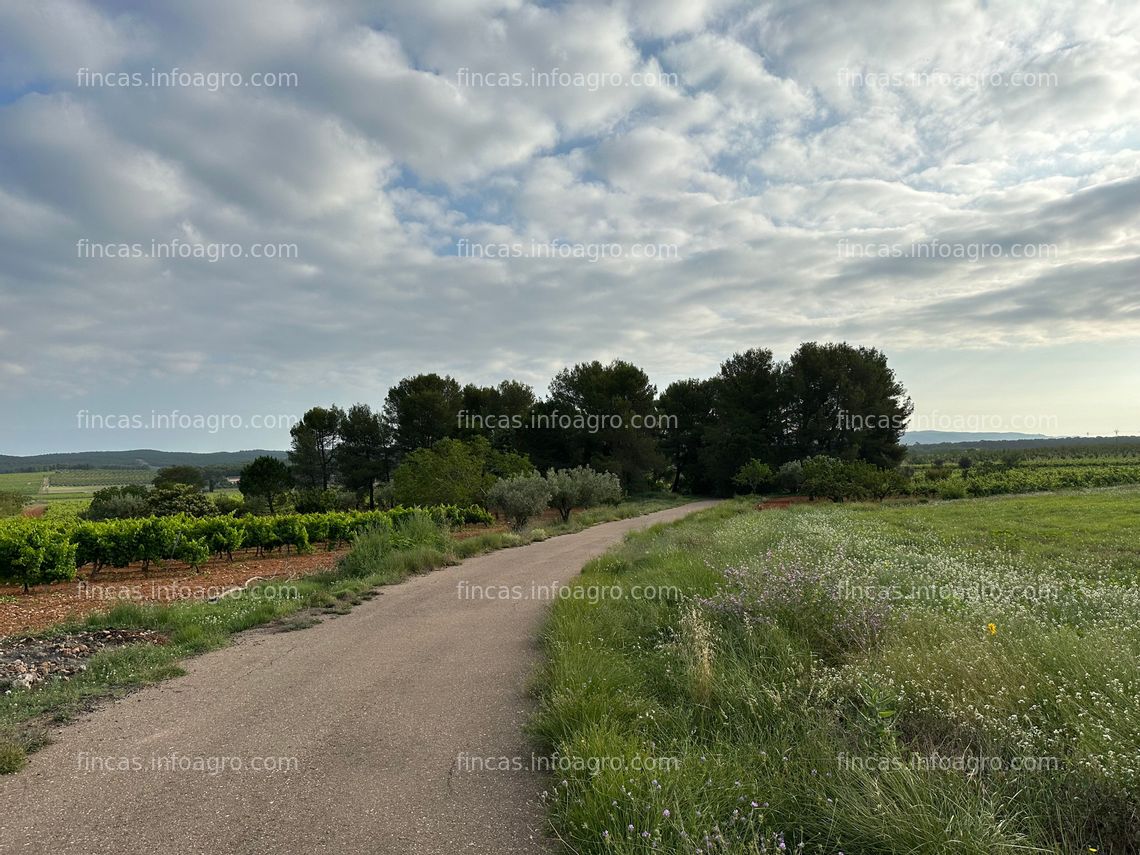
xmin=986 ymin=623 xmax=998 ymax=635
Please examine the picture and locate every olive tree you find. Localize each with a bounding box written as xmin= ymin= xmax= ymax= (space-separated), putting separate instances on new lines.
xmin=487 ymin=474 xmax=553 ymax=530
xmin=545 ymin=466 xmax=622 ymax=523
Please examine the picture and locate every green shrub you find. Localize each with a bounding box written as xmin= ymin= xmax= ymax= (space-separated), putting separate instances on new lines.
xmin=546 ymin=466 xmax=623 ymax=522
xmin=732 ymin=459 xmax=773 ymax=494
xmin=336 ymin=525 xmax=393 ymax=578
xmin=775 ymin=460 xmax=805 ymax=493
xmin=391 ymin=439 xmax=495 ymax=507
xmin=937 ymin=479 xmax=968 ymax=500
xmin=487 ymin=474 xmax=553 ymax=529
xmin=82 ymin=485 xmax=151 ymax=520
xmin=392 ymin=510 xmax=448 ymax=551
xmin=211 ymin=493 xmax=244 ymax=515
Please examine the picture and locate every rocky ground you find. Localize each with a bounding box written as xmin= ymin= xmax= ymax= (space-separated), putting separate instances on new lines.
xmin=0 ymin=628 xmax=165 ymax=692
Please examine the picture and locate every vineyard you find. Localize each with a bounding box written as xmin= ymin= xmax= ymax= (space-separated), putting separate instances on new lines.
xmin=907 ymin=456 xmax=1140 ymax=499
xmin=0 ymin=505 xmax=493 ymax=591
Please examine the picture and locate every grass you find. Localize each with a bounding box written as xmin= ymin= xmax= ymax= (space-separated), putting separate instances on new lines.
xmin=532 ymin=488 xmax=1140 ymax=854
xmin=0 ymin=495 xmax=691 ymax=774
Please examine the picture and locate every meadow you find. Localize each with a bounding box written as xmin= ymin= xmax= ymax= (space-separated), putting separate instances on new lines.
xmin=532 ymin=488 xmax=1140 ymax=854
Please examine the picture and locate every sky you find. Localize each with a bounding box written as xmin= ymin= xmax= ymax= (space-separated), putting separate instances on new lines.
xmin=0 ymin=0 xmax=1138 ymax=455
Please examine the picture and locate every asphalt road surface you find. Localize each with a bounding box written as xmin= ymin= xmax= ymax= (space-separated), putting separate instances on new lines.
xmin=1 ymin=502 xmax=717 ymax=855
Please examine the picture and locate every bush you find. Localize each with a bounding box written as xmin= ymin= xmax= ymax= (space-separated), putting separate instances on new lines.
xmin=211 ymin=493 xmax=244 ymax=515
xmin=392 ymin=510 xmax=449 ymax=551
xmin=391 ymin=439 xmax=495 ymax=507
xmin=147 ymin=485 xmax=217 ymax=518
xmin=937 ymin=479 xmax=968 ymax=500
xmin=82 ymin=485 xmax=151 ymax=520
xmin=801 ymin=456 xmax=907 ymax=502
xmin=336 ymin=525 xmax=393 ymax=578
xmin=732 ymin=459 xmax=773 ymax=494
xmin=487 ymin=474 xmax=553 ymax=530
xmin=545 ymin=466 xmax=623 ymax=522
xmin=775 ymin=460 xmax=805 ymax=493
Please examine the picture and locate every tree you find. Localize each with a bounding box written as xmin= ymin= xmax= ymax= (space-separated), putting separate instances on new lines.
xmin=782 ymin=342 xmax=912 ymax=468
xmin=212 ymin=493 xmax=244 ymax=515
xmin=336 ymin=403 xmax=392 ymax=509
xmin=543 ymin=360 xmax=664 ymax=491
xmin=457 ymin=380 xmax=536 ymax=453
xmin=545 ymin=466 xmax=623 ymax=522
xmin=487 ymin=474 xmax=553 ymax=530
xmin=775 ymin=460 xmax=805 ymax=494
xmin=201 ymin=465 xmax=232 ymax=492
xmin=289 ymin=407 xmax=344 ymax=490
xmin=701 ymin=348 xmax=784 ymax=495
xmin=383 ymin=374 xmax=464 ymax=458
xmin=390 ymin=438 xmax=495 ymax=507
xmin=658 ymin=378 xmax=717 ymax=493
xmin=152 ymin=466 xmax=205 ymax=491
xmin=147 ymin=485 xmax=217 ymax=517
xmin=732 ymin=459 xmax=773 ymax=494
xmin=82 ymin=485 xmax=151 ymax=520
xmin=239 ymin=456 xmax=294 ymax=515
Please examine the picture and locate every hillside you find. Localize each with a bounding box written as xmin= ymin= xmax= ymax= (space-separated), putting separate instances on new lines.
xmin=0 ymin=449 xmax=287 ymax=474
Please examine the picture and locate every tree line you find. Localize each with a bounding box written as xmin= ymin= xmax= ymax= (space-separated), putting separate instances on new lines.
xmin=273 ymin=341 xmax=911 ymax=505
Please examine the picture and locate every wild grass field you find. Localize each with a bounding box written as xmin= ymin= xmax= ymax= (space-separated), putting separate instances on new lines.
xmin=533 ymin=488 xmax=1140 ymax=854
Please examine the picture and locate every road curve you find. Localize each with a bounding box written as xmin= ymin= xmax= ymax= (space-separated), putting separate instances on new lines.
xmin=1 ymin=501 xmax=718 ymax=855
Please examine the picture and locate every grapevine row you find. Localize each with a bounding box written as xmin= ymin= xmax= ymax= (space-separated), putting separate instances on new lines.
xmin=0 ymin=505 xmax=493 ymax=590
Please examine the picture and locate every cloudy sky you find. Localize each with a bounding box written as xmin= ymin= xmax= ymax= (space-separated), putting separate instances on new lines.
xmin=1 ymin=0 xmax=1138 ymax=454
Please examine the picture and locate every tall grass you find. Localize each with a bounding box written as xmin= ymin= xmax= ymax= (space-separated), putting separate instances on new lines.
xmin=532 ymin=490 xmax=1140 ymax=854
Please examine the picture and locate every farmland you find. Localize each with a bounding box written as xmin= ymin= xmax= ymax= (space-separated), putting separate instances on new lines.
xmin=0 ymin=469 xmax=158 ymax=507
xmin=0 ymin=505 xmax=494 ymax=591
xmin=533 ymin=487 xmax=1140 ymax=854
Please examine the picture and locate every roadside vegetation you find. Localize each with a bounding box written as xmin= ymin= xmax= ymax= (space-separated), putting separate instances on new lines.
xmin=532 ymin=487 xmax=1140 ymax=854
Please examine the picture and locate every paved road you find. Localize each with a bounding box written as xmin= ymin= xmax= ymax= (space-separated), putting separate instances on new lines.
xmin=1 ymin=502 xmax=717 ymax=855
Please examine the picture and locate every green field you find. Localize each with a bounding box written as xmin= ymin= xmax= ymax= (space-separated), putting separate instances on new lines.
xmin=0 ymin=469 xmax=156 ymax=511
xmin=534 ymin=488 xmax=1140 ymax=854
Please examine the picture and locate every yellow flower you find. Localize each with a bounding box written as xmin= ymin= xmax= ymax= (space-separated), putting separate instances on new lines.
xmin=986 ymin=623 xmax=998 ymax=636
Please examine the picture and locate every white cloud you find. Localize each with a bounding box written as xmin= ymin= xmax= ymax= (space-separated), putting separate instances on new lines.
xmin=0 ymin=0 xmax=1138 ymax=449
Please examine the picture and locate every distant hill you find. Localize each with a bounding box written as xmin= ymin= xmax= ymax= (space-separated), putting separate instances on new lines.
xmin=903 ymin=431 xmax=1048 ymax=445
xmin=0 ymin=449 xmax=288 ymax=474
xmin=904 ymin=434 xmax=1140 ymax=457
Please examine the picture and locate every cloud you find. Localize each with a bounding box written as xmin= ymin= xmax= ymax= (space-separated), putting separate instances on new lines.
xmin=0 ymin=0 xmax=1138 ymax=450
